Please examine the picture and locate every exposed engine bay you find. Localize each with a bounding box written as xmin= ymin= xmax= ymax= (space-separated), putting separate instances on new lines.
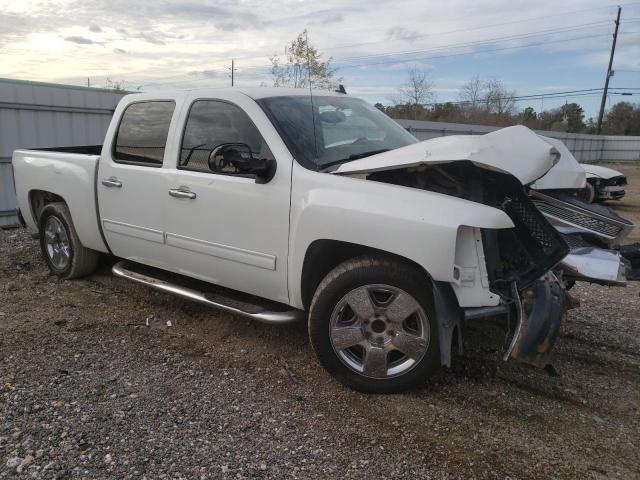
xmin=367 ymin=162 xmax=569 ymax=295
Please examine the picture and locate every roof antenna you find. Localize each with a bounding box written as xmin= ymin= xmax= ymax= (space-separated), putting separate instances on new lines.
xmin=304 ymin=29 xmax=320 ymax=166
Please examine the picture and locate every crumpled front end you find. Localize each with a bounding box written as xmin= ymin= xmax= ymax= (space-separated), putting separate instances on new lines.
xmin=503 ymin=274 xmax=566 ymax=368
xmin=361 ymin=160 xmax=571 ymax=368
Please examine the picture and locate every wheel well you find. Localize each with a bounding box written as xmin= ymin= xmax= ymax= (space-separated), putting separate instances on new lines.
xmin=29 ymin=190 xmax=66 ymax=225
xmin=300 ymin=239 xmax=431 ymax=310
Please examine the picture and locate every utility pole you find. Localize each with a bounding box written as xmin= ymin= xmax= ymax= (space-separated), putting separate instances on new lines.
xmin=596 ymin=6 xmax=621 ymax=134
xmin=230 ymin=59 xmax=235 ymax=87
xmin=87 ymin=77 xmax=90 ymax=88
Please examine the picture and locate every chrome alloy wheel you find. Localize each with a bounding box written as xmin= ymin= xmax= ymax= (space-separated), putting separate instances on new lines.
xmin=44 ymin=216 xmax=71 ymax=270
xmin=329 ymin=284 xmax=430 ymax=379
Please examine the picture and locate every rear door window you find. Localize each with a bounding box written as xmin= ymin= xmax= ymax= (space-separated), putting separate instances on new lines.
xmin=114 ymin=101 xmax=175 ymax=166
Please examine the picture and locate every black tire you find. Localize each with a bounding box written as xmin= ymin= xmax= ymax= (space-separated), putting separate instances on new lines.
xmin=309 ymin=255 xmax=440 ymax=393
xmin=577 ymin=182 xmax=596 ymax=204
xmin=39 ymin=202 xmax=99 ymax=279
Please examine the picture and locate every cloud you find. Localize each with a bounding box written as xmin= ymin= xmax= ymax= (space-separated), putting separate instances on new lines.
xmin=309 ymin=13 xmax=344 ymax=25
xmin=64 ymin=35 xmax=96 ymax=45
xmin=89 ymin=25 xmax=102 ymax=33
xmin=139 ymin=33 xmax=166 ymax=45
xmin=386 ymin=26 xmax=421 ymax=42
xmin=215 ymin=22 xmax=241 ymax=32
xmin=113 ymin=48 xmax=127 ymax=54
xmin=189 ymin=70 xmax=224 ymax=78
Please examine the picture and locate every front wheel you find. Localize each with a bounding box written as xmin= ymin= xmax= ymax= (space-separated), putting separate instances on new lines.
xmin=577 ymin=182 xmax=596 ymax=204
xmin=309 ymin=256 xmax=440 ymax=393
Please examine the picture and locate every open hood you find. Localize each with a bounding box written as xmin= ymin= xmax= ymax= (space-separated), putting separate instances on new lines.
xmin=333 ymin=125 xmax=560 ymax=185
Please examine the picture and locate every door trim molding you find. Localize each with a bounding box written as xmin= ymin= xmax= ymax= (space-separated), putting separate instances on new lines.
xmin=165 ymin=232 xmax=276 ymax=270
xmin=102 ymin=219 xmax=165 ymax=244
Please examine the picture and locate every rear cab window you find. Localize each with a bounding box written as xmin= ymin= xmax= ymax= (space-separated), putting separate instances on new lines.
xmin=113 ymin=101 xmax=175 ymax=167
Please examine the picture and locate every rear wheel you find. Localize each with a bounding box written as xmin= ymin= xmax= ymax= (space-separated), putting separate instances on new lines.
xmin=39 ymin=203 xmax=99 ymax=279
xmin=309 ymin=255 xmax=440 ymax=393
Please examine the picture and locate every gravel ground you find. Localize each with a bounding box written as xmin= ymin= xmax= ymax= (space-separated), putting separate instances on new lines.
xmin=1 ymin=220 xmax=639 ymax=478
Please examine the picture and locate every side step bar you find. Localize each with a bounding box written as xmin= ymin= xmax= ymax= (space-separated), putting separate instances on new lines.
xmin=112 ymin=260 xmax=305 ymax=325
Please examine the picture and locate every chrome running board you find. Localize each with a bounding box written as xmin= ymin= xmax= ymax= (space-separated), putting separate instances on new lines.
xmin=112 ymin=260 xmax=304 ymax=324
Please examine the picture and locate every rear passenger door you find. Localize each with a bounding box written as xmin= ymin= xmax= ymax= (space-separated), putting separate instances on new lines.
xmin=164 ymin=94 xmax=292 ymax=304
xmin=98 ymin=99 xmax=179 ymax=267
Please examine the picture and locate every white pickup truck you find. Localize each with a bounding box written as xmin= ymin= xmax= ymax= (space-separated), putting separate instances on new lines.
xmin=13 ymin=88 xmax=571 ymax=393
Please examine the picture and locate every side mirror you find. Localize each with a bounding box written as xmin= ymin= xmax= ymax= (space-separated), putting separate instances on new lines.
xmin=208 ymin=143 xmax=275 ymax=181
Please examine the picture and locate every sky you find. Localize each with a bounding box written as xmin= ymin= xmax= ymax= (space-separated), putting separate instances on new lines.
xmin=1 ymin=0 xmax=639 ymax=118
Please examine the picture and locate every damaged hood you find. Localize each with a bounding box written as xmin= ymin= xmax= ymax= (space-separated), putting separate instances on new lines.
xmin=583 ymin=164 xmax=624 ymax=180
xmin=530 ymin=136 xmax=586 ymax=190
xmin=334 ymin=125 xmax=560 ymax=185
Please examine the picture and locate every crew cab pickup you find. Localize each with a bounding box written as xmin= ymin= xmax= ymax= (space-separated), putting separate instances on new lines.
xmin=13 ymin=88 xmax=570 ymax=393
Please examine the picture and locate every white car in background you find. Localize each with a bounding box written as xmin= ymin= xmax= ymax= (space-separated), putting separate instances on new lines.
xmin=579 ymin=164 xmax=628 ymax=203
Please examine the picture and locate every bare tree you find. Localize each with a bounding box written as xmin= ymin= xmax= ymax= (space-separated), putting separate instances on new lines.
xmin=398 ymin=67 xmax=435 ymax=106
xmin=104 ymin=78 xmax=142 ymax=93
xmin=458 ymin=76 xmax=516 ymax=124
xmin=270 ymin=30 xmax=340 ymax=90
xmin=459 ymin=75 xmax=483 ymax=111
xmin=483 ymin=78 xmax=516 ymax=116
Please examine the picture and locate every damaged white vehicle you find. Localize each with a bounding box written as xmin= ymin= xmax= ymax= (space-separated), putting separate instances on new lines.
xmin=529 ymin=139 xmax=635 ymax=286
xmin=14 ymin=89 xmax=574 ymax=392
xmin=580 ymin=164 xmax=628 ymax=203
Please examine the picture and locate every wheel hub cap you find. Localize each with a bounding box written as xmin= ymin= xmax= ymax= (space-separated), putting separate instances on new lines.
xmin=329 ymin=284 xmax=430 ymax=379
xmin=44 ymin=216 xmax=71 ymax=270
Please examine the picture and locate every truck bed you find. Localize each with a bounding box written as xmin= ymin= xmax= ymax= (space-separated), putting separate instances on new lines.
xmin=12 ymin=148 xmax=109 ymax=253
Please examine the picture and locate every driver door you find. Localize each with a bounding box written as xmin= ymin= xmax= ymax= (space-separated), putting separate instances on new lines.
xmin=163 ymin=94 xmax=292 ymax=304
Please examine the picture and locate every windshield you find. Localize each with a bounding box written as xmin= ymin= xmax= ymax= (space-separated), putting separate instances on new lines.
xmin=257 ymin=95 xmax=418 ymax=169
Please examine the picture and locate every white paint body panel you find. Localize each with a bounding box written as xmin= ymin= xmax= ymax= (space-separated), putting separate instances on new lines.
xmin=160 ymin=90 xmax=293 ymax=303
xmin=97 ymin=93 xmax=184 ymax=269
xmin=287 ymin=162 xmax=513 ymax=308
xmin=12 ymin=149 xmax=108 ymax=253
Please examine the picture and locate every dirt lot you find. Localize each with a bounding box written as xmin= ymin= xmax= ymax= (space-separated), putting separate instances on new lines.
xmin=1 ymin=174 xmax=639 ymax=479
xmin=604 ymin=163 xmax=640 ymax=243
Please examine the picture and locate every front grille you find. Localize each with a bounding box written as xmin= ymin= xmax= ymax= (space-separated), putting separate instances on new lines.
xmin=494 ymin=191 xmax=569 ymax=288
xmin=562 ymin=234 xmax=593 ymax=249
xmin=532 ymin=198 xmax=623 ymax=239
xmin=506 ymin=195 xmax=561 ymax=256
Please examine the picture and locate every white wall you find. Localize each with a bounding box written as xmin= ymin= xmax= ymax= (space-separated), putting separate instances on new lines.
xmin=0 ymin=78 xmax=126 ymax=227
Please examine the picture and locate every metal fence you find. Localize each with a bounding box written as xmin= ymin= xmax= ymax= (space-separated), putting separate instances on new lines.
xmin=1 ymin=78 xmax=639 ymax=227
xmin=396 ymin=119 xmax=640 ymax=164
xmin=0 ymin=78 xmax=125 ymax=227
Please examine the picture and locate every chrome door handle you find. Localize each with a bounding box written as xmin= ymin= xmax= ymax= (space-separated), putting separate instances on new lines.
xmin=169 ymin=188 xmax=196 ymax=200
xmin=101 ymin=178 xmax=122 ymax=188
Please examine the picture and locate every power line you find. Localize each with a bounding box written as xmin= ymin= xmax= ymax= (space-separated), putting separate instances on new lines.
xmin=336 ymin=21 xmax=614 ymax=63
xmin=320 ymin=3 xmax=630 ymax=51
xmin=334 ymin=32 xmax=619 ymax=70
xmin=144 ymin=26 xmax=640 ymax=88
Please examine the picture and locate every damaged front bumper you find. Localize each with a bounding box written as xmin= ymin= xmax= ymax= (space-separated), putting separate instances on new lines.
xmin=503 ymin=274 xmax=566 ymax=368
xmin=454 ymin=273 xmax=567 ymax=369
xmin=559 ymin=247 xmax=629 ymax=286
